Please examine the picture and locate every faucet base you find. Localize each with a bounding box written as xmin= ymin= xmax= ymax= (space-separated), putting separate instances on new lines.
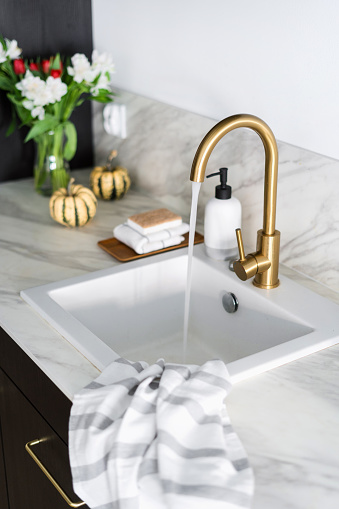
xmin=253 ymin=229 xmax=280 ymax=289
xmin=253 ymin=278 xmax=280 ymax=290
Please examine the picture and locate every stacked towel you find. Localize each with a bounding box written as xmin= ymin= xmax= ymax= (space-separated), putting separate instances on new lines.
xmin=114 ymin=208 xmax=189 ymax=254
xmin=69 ymin=357 xmax=254 ymax=509
xmin=114 ymin=222 xmax=189 ymax=254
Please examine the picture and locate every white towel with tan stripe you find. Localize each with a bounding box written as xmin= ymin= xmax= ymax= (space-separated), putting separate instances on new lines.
xmin=68 ymin=358 xmax=254 ymax=509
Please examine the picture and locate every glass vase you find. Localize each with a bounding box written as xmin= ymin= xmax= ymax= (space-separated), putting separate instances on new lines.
xmin=34 ymin=129 xmax=71 ymax=196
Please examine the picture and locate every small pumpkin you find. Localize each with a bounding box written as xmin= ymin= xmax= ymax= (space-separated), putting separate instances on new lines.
xmin=90 ymin=150 xmax=131 ymax=200
xmin=49 ymin=178 xmax=97 ymax=227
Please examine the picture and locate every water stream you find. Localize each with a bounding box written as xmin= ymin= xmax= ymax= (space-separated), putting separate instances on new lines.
xmin=183 ymin=181 xmax=202 ymax=361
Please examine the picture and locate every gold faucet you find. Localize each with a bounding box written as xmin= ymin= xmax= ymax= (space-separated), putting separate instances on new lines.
xmin=190 ymin=113 xmax=280 ymax=289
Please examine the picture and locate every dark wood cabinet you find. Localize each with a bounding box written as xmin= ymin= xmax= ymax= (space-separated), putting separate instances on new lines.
xmin=0 ymin=412 xmax=9 ymax=509
xmin=0 ymin=327 xmax=87 ymax=509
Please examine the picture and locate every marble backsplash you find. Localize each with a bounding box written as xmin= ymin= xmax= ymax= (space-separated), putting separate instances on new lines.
xmin=93 ymin=90 xmax=339 ymax=293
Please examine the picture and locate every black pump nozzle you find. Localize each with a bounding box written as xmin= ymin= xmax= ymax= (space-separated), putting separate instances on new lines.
xmin=206 ymin=167 xmax=232 ymax=200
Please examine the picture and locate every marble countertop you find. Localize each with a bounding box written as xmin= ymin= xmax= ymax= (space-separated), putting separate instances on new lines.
xmin=1 ymin=170 xmax=339 ymax=509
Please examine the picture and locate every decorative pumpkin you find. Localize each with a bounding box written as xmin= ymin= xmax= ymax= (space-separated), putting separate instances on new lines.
xmin=90 ymin=150 xmax=131 ymax=200
xmin=49 ymin=178 xmax=97 ymax=227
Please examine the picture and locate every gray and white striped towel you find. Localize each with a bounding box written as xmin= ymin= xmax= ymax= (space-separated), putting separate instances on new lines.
xmin=69 ymin=358 xmax=254 ymax=509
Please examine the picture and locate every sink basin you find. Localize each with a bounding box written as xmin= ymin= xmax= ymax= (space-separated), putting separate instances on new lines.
xmin=21 ymin=244 xmax=339 ymax=383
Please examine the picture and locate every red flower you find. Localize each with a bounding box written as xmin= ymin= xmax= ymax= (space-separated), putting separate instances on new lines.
xmin=42 ymin=59 xmax=50 ymax=73
xmin=13 ymin=59 xmax=25 ymax=74
xmin=42 ymin=58 xmax=63 ymax=77
xmin=51 ymin=69 xmax=62 ymax=78
xmin=29 ymin=62 xmax=39 ymax=71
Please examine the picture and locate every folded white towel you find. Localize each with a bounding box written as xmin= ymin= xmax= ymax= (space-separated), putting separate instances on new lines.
xmin=114 ymin=222 xmax=189 ymax=254
xmin=69 ymin=358 xmax=254 ymax=509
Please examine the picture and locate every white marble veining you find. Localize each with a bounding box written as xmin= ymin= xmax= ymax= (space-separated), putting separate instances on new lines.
xmin=93 ymin=91 xmax=339 ymax=293
xmin=1 ymin=171 xmax=339 ymax=509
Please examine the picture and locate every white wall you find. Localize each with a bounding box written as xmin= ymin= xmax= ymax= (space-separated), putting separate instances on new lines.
xmin=92 ymin=0 xmax=339 ymax=160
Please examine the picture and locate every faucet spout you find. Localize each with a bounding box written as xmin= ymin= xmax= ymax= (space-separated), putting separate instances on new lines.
xmin=190 ymin=114 xmax=280 ymax=289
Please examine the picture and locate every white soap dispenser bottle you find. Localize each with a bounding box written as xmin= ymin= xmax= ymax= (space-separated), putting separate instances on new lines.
xmin=204 ymin=167 xmax=242 ymax=260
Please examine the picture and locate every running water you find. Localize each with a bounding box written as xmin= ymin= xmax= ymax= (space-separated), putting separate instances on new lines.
xmin=183 ymin=181 xmax=202 ymax=361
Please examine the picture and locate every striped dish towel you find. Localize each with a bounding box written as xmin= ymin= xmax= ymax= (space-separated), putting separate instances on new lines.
xmin=69 ymin=358 xmax=254 ymax=509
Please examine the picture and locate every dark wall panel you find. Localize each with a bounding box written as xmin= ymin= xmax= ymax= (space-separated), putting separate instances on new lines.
xmin=0 ymin=0 xmax=94 ymax=182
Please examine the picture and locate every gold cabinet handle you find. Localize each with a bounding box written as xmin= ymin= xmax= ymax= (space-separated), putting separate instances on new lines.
xmin=25 ymin=439 xmax=85 ymax=508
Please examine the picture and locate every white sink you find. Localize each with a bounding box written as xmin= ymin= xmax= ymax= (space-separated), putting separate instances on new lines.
xmin=21 ymin=244 xmax=339 ymax=383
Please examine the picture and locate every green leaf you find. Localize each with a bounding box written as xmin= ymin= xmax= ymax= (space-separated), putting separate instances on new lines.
xmin=75 ymin=98 xmax=85 ymax=108
xmin=91 ymin=72 xmax=101 ymax=86
xmin=63 ymin=121 xmax=77 ymax=161
xmin=15 ymin=104 xmax=32 ymax=125
xmin=24 ymin=115 xmax=59 ymax=142
xmin=5 ymin=108 xmax=17 ymax=136
xmin=0 ymin=76 xmax=13 ymax=91
xmin=89 ymin=94 xmax=114 ymax=103
xmin=51 ymin=53 xmax=61 ymax=70
xmin=7 ymin=93 xmax=23 ymax=106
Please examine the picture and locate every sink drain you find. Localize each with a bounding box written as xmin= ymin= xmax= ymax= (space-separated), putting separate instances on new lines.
xmin=222 ymin=292 xmax=239 ymax=313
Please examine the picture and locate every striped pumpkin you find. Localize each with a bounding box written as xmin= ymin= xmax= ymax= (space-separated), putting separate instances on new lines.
xmin=49 ymin=179 xmax=97 ymax=227
xmin=90 ymin=165 xmax=131 ymax=200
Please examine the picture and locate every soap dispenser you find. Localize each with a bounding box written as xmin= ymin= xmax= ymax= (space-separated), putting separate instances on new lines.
xmin=204 ymin=167 xmax=242 ymax=260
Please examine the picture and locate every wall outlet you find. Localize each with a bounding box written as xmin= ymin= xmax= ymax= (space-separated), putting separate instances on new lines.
xmin=103 ymin=103 xmax=127 ymax=138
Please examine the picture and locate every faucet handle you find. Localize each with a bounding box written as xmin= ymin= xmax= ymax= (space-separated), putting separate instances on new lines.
xmin=234 ymin=228 xmax=259 ymax=281
xmin=234 ymin=228 xmax=271 ymax=282
xmin=235 ymin=228 xmax=246 ymax=261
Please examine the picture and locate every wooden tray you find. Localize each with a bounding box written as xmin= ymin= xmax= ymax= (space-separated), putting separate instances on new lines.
xmin=98 ymin=232 xmax=204 ymax=262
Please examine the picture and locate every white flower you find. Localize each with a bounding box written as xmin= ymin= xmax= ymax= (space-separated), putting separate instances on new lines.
xmin=5 ymin=38 xmax=22 ymax=60
xmin=0 ymin=43 xmax=7 ymax=63
xmin=33 ymin=84 xmax=53 ymax=107
xmin=16 ymin=70 xmax=52 ymax=107
xmin=22 ymin=99 xmax=34 ymax=110
xmin=90 ymin=50 xmax=114 ymax=93
xmin=31 ymin=106 xmax=45 ymax=120
xmin=90 ymin=73 xmax=111 ymax=96
xmin=17 ymin=70 xmax=68 ymax=121
xmin=67 ymin=53 xmax=96 ymax=83
xmin=16 ymin=70 xmax=41 ymax=95
xmin=46 ymin=76 xmax=67 ymax=103
xmin=91 ymin=49 xmax=115 ymax=77
xmin=22 ymin=97 xmax=45 ymax=120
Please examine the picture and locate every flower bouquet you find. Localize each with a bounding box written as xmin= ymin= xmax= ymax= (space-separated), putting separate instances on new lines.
xmin=0 ymin=37 xmax=115 ymax=195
